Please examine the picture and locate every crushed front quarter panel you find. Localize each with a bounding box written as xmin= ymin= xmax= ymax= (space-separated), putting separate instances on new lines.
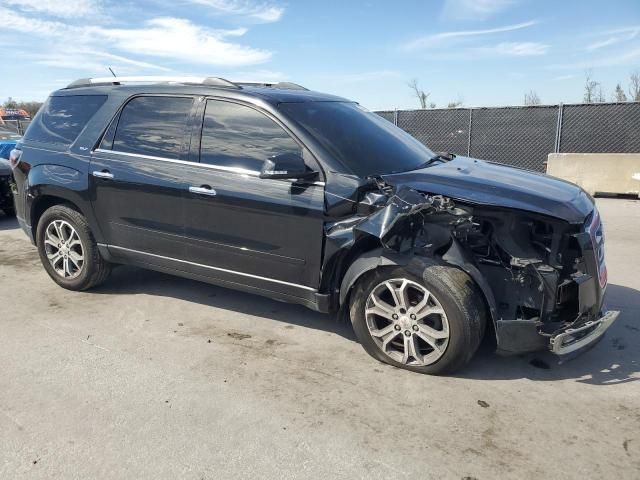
xmin=323 ymin=170 xmax=611 ymax=356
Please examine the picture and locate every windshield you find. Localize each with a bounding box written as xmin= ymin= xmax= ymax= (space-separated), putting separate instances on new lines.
xmin=279 ymin=102 xmax=435 ymax=177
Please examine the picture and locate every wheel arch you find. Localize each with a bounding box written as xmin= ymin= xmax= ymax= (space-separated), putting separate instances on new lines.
xmin=338 ymin=248 xmax=414 ymax=308
xmin=27 ymin=164 xmax=103 ymax=245
xmin=338 ymin=246 xmax=497 ymax=332
xmin=29 ymin=189 xmax=94 ymax=244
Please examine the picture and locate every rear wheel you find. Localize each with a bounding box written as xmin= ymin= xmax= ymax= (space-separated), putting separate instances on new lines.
xmin=36 ymin=205 xmax=111 ymax=290
xmin=350 ymin=264 xmax=486 ymax=375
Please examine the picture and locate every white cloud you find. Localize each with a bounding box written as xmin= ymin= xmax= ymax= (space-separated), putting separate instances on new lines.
xmin=483 ymin=41 xmax=548 ymax=56
xmin=32 ymin=49 xmax=170 ymax=73
xmin=548 ymin=47 xmax=640 ymax=69
xmin=1 ymin=0 xmax=99 ymax=18
xmin=402 ymin=20 xmax=538 ymax=51
xmin=186 ymin=0 xmax=284 ymax=22
xmin=586 ymin=26 xmax=639 ymax=51
xmin=0 ymin=8 xmax=273 ymax=67
xmin=440 ymin=0 xmax=516 ymax=21
xmin=91 ymin=17 xmax=272 ymax=66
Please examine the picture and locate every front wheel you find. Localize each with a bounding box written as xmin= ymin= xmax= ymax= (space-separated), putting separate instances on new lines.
xmin=349 ymin=263 xmax=486 ymax=375
xmin=36 ymin=205 xmax=111 ymax=291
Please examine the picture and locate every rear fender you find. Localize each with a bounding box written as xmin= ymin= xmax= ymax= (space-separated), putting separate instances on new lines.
xmin=27 ymin=164 xmax=104 ymax=243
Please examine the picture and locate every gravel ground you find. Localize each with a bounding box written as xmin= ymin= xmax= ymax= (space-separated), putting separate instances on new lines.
xmin=0 ymin=198 xmax=638 ymax=479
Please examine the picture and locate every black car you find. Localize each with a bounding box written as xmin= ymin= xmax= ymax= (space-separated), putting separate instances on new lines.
xmin=0 ymin=133 xmax=20 ymax=217
xmin=9 ymin=76 xmax=619 ymax=374
xmin=0 ymin=157 xmax=15 ymax=217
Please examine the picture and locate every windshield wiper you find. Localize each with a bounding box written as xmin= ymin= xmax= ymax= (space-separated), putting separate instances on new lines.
xmin=410 ymin=151 xmax=457 ymax=170
xmin=431 ymin=151 xmax=456 ymax=162
xmin=381 ymin=152 xmax=457 ymax=175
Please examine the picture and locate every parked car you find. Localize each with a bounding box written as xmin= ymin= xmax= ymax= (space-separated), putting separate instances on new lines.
xmin=9 ymin=76 xmax=618 ymax=374
xmin=0 ymin=137 xmax=18 ymax=217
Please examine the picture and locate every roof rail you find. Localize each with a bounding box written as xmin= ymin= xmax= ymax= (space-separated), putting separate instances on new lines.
xmin=65 ymin=76 xmax=309 ymax=91
xmin=65 ymin=76 xmax=239 ymax=89
xmin=236 ymin=81 xmax=308 ymax=91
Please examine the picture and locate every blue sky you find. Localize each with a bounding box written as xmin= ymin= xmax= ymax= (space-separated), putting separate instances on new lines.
xmin=1 ymin=0 xmax=639 ymax=109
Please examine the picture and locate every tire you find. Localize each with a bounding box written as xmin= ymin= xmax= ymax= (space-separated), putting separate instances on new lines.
xmin=2 ymin=206 xmax=16 ymax=218
xmin=349 ymin=262 xmax=486 ymax=375
xmin=36 ymin=204 xmax=111 ymax=291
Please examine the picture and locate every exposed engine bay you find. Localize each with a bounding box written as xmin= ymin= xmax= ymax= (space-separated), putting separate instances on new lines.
xmin=325 ymin=175 xmax=615 ymax=355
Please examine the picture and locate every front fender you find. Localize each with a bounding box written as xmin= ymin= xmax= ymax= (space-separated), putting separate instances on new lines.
xmin=339 ymin=248 xmax=414 ymax=306
xmin=339 ymin=244 xmax=497 ymax=331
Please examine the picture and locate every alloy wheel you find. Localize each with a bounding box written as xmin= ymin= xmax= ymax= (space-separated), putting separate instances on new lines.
xmin=365 ymin=278 xmax=450 ymax=366
xmin=43 ymin=219 xmax=84 ymax=279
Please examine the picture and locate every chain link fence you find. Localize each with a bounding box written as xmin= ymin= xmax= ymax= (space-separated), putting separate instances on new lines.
xmin=377 ymin=102 xmax=640 ymax=172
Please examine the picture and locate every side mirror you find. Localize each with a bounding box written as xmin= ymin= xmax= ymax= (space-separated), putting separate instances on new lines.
xmin=259 ymin=153 xmax=317 ymax=180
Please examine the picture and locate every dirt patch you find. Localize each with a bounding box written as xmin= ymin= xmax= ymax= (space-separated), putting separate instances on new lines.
xmin=0 ymin=239 xmax=40 ymax=269
xmin=227 ymin=332 xmax=252 ymax=341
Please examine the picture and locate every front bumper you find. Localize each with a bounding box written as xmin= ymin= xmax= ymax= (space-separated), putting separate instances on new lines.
xmin=549 ymin=310 xmax=619 ymax=355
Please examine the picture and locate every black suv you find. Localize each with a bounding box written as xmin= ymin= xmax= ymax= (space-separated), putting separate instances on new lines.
xmin=10 ymin=76 xmax=619 ymax=374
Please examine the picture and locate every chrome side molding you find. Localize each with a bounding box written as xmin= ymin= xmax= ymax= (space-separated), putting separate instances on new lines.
xmin=104 ymin=244 xmax=317 ymax=292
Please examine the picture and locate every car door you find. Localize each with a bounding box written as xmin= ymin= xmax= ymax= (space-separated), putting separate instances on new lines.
xmin=90 ymin=95 xmax=194 ymax=261
xmin=180 ymin=98 xmax=325 ymax=295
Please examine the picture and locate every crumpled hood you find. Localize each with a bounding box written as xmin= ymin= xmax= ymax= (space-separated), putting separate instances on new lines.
xmin=381 ymin=156 xmax=594 ymax=223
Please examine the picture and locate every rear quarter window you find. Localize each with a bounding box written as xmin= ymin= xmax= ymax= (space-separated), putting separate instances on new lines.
xmin=109 ymin=96 xmax=193 ymax=159
xmin=23 ymin=95 xmax=107 ymax=146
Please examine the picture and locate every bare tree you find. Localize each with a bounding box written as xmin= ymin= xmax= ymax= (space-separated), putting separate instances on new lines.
xmin=583 ymin=70 xmax=600 ymax=103
xmin=407 ymin=79 xmax=430 ymax=109
xmin=2 ymin=98 xmax=42 ymax=117
xmin=446 ymin=100 xmax=463 ymax=108
xmin=3 ymin=97 xmax=18 ymax=109
xmin=613 ymin=83 xmax=628 ymax=102
xmin=524 ymin=90 xmax=541 ymax=105
xmin=629 ymin=71 xmax=640 ymax=102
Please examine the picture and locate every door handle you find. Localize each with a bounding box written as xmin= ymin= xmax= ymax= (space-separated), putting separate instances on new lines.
xmin=93 ymin=170 xmax=114 ymax=180
xmin=189 ymin=185 xmax=217 ymax=196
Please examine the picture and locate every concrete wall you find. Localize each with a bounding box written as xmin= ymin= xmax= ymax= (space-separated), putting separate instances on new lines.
xmin=546 ymin=153 xmax=640 ymax=197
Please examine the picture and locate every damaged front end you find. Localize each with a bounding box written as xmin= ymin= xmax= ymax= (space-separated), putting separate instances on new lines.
xmin=325 ymin=175 xmax=618 ymax=357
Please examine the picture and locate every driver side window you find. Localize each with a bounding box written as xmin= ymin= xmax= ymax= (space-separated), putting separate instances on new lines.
xmin=200 ymin=100 xmax=302 ymax=172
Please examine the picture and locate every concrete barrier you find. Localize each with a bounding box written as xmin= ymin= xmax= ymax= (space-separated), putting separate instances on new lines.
xmin=546 ymin=153 xmax=640 ymax=198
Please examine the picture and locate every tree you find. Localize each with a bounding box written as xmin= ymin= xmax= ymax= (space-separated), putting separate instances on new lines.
xmin=524 ymin=90 xmax=541 ymax=105
xmin=3 ymin=97 xmax=18 ymax=109
xmin=629 ymin=71 xmax=640 ymax=102
xmin=583 ymin=71 xmax=600 ymax=103
xmin=447 ymin=97 xmax=463 ymax=108
xmin=1 ymin=98 xmax=42 ymax=117
xmin=407 ymin=79 xmax=430 ymax=109
xmin=17 ymin=101 xmax=43 ymax=118
xmin=613 ymin=83 xmax=628 ymax=102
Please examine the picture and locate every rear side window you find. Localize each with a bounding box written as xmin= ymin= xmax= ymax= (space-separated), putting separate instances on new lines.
xmin=200 ymin=100 xmax=302 ymax=172
xmin=112 ymin=96 xmax=193 ymax=159
xmin=24 ymin=95 xmax=107 ymax=146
